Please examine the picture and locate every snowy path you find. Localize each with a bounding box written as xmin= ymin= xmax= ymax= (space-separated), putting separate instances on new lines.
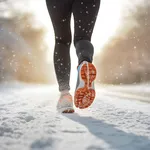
xmin=0 ymin=82 xmax=150 ymax=150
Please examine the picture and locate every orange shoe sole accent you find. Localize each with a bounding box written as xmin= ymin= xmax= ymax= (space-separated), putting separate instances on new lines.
xmin=62 ymin=109 xmax=75 ymax=113
xmin=74 ymin=63 xmax=97 ymax=109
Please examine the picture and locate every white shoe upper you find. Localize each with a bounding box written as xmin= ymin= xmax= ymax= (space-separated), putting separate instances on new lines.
xmin=57 ymin=92 xmax=74 ymax=112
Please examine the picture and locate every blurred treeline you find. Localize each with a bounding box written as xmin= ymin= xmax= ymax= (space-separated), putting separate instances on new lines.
xmin=95 ymin=1 xmax=150 ymax=84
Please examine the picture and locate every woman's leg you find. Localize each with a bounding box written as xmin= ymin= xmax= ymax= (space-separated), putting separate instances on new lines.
xmin=46 ymin=0 xmax=73 ymax=92
xmin=73 ymin=0 xmax=101 ymax=64
xmin=73 ymin=0 xmax=101 ymax=109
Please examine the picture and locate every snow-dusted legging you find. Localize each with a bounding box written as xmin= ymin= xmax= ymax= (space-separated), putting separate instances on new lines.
xmin=46 ymin=0 xmax=100 ymax=91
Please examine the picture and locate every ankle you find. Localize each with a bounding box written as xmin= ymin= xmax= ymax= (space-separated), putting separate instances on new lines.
xmin=60 ymin=90 xmax=70 ymax=96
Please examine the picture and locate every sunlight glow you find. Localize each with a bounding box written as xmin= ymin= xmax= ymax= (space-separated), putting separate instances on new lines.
xmin=93 ymin=0 xmax=124 ymax=53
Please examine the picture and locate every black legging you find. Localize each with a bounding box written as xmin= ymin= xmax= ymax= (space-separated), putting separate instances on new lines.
xmin=46 ymin=0 xmax=100 ymax=91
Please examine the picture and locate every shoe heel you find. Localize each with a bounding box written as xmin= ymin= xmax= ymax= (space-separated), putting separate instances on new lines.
xmin=81 ymin=62 xmax=97 ymax=87
xmin=74 ymin=62 xmax=97 ymax=109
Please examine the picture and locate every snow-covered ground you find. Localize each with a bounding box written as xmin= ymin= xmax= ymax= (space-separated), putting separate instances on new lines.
xmin=0 ymin=82 xmax=150 ymax=150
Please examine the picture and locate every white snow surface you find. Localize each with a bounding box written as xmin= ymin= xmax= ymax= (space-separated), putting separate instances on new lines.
xmin=0 ymin=82 xmax=150 ymax=150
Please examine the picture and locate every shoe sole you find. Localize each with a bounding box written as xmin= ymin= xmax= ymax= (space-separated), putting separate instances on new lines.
xmin=74 ymin=62 xmax=97 ymax=109
xmin=58 ymin=107 xmax=75 ymax=113
xmin=62 ymin=109 xmax=75 ymax=113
